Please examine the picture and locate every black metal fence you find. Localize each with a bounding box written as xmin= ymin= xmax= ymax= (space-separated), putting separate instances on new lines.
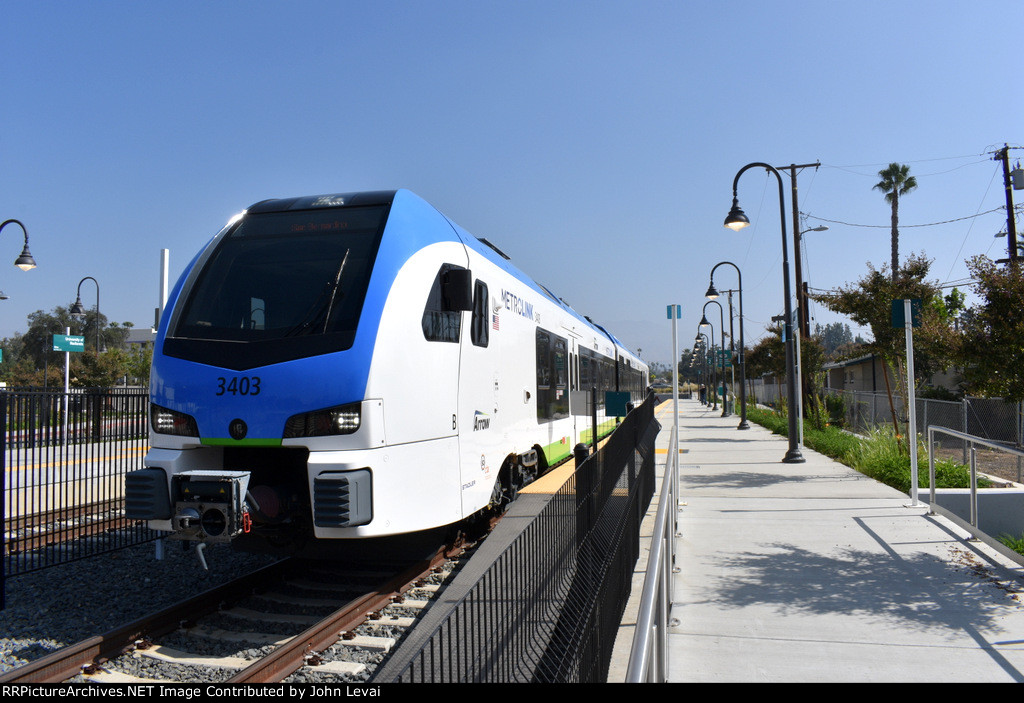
xmin=381 ymin=394 xmax=660 ymax=683
xmin=2 ymin=388 xmax=152 ymax=583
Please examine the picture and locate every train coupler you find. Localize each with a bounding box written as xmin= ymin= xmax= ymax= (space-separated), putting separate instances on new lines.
xmin=170 ymin=470 xmax=252 ymax=544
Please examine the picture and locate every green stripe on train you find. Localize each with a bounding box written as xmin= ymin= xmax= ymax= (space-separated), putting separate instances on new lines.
xmin=201 ymin=437 xmax=283 ymax=447
xmin=539 ymin=418 xmax=620 ymax=466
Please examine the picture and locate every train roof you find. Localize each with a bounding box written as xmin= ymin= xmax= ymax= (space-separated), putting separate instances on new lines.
xmin=245 ymin=190 xmax=398 ymax=213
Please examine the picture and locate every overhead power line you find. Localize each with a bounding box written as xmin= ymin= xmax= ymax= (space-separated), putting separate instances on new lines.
xmin=803 ymin=206 xmax=1006 ymax=229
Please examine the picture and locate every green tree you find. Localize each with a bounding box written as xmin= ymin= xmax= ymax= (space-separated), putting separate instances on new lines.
xmin=0 ymin=305 xmax=145 ymax=388
xmin=746 ymin=324 xmax=786 ymax=379
xmin=815 ymin=321 xmax=854 ymax=359
xmin=942 ymin=256 xmax=1024 ymax=400
xmin=745 ymin=324 xmax=825 ymax=418
xmin=123 ymin=343 xmax=153 ymax=385
xmin=811 ymin=254 xmax=948 ymax=381
xmin=874 ymin=163 xmax=918 ymax=280
xmin=811 ymin=254 xmax=957 ymax=448
xmin=648 ymin=361 xmax=671 ymax=381
xmin=72 ymin=350 xmax=129 ymax=388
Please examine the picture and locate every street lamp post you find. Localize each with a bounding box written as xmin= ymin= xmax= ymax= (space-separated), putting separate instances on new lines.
xmin=695 ymin=333 xmax=710 ymax=406
xmin=707 ymin=261 xmax=749 ymax=429
xmin=691 ymin=342 xmax=701 ymax=404
xmin=725 ymin=163 xmax=805 ymax=463
xmin=797 ymin=224 xmax=829 ymax=338
xmin=792 ymin=223 xmax=828 ymax=446
xmin=0 ymin=219 xmax=38 ymax=283
xmin=701 ymin=299 xmax=728 ymax=417
xmin=70 ymin=276 xmax=100 ymax=353
xmin=695 ymin=327 xmax=717 ymax=411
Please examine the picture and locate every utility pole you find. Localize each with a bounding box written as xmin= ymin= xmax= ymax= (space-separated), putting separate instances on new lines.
xmin=775 ymin=161 xmax=820 ymax=435
xmin=993 ymin=144 xmax=1021 ymax=265
xmin=775 ymin=162 xmax=820 ymax=337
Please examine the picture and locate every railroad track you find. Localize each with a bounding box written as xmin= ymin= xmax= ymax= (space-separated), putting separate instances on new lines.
xmin=0 ymin=540 xmax=468 ymax=684
xmin=4 ymin=503 xmax=129 ymax=556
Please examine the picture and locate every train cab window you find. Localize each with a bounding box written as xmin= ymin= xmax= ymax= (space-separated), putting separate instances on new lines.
xmin=164 ymin=204 xmax=388 ymax=369
xmin=422 ymin=264 xmax=465 ymax=343
xmin=471 ymin=280 xmax=489 ymax=348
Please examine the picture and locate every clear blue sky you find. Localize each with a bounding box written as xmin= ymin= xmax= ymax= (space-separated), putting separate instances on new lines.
xmin=1 ymin=1 xmax=1020 ymax=366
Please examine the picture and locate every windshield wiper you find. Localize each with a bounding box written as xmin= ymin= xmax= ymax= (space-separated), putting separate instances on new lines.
xmin=284 ymin=249 xmax=350 ymax=337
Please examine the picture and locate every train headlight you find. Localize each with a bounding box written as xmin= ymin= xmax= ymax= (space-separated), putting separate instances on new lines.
xmin=283 ymin=402 xmax=362 ymax=438
xmin=151 ymin=404 xmax=200 ymax=437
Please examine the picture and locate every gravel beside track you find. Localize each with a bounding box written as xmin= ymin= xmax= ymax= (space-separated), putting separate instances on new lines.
xmin=1 ymin=535 xmax=278 ymax=675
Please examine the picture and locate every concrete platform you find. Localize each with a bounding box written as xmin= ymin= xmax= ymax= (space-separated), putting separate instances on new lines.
xmin=612 ymin=398 xmax=1024 ymax=683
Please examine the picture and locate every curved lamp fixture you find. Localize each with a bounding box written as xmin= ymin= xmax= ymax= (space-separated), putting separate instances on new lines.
xmin=70 ymin=276 xmax=101 ymax=352
xmin=0 ymin=219 xmax=38 ymax=271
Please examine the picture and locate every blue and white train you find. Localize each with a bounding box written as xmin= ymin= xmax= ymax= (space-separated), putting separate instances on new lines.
xmin=126 ymin=190 xmax=647 ymax=555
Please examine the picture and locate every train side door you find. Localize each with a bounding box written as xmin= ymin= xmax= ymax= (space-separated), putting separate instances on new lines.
xmin=563 ymin=331 xmax=582 ymax=445
xmin=457 ymin=275 xmax=503 ymax=513
xmin=412 ymin=261 xmax=471 ymax=443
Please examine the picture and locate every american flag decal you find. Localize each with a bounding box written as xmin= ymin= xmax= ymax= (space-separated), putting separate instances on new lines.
xmin=492 ymin=313 xmax=500 ymax=330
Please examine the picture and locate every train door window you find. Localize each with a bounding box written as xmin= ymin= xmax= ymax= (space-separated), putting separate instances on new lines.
xmin=471 ymin=280 xmax=489 ymax=348
xmin=536 ymin=330 xmax=551 ymax=391
xmin=554 ymin=338 xmax=567 ymax=389
xmin=422 ymin=264 xmax=464 ymax=343
xmin=553 ymin=337 xmax=569 ymax=419
xmin=536 ymin=328 xmax=570 ymax=421
xmin=579 ymin=349 xmax=594 ymax=391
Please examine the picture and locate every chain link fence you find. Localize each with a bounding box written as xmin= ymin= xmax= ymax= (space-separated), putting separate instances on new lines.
xmin=748 ymin=381 xmax=1024 ymax=484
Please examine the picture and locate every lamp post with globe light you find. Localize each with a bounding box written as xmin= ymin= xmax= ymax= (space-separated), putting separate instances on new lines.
xmin=707 ymin=261 xmax=749 ymax=429
xmin=724 ymin=163 xmax=804 ymax=463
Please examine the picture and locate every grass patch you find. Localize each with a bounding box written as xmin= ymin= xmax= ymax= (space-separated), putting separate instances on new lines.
xmin=745 ymin=404 xmax=984 ymax=493
xmin=1000 ymin=533 xmax=1024 ymax=557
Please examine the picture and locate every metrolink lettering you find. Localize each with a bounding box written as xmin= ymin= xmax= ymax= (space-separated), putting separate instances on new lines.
xmin=501 ymin=289 xmax=535 ymax=321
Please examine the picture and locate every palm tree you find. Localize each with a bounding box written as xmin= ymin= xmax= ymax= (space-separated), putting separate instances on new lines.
xmin=873 ymin=163 xmax=918 ymax=280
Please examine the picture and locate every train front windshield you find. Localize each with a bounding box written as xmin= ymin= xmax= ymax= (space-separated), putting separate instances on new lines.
xmin=165 ymin=205 xmax=388 ymax=369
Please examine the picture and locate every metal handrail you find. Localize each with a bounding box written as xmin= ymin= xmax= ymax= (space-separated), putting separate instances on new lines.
xmin=927 ymin=425 xmax=1024 ymax=567
xmin=626 ymin=421 xmax=677 ymax=682
xmin=927 ymin=425 xmax=1024 ymax=504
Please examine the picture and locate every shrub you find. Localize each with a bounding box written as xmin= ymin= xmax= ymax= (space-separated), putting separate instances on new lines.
xmin=746 ymin=407 xmax=982 ymax=494
xmin=1000 ymin=532 xmax=1024 ymax=557
xmin=824 ymin=393 xmax=846 ymax=428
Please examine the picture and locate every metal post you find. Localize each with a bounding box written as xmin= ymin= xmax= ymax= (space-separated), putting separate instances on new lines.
xmin=669 ymin=304 xmax=680 ymax=503
xmin=928 ymin=427 xmax=937 ymax=507
xmin=795 ymin=308 xmax=804 ymax=447
xmin=1018 ymin=400 xmax=1023 ymax=484
xmin=969 ymin=446 xmax=978 ymax=529
xmin=63 ymin=326 xmax=71 ymax=447
xmin=904 ymin=299 xmax=920 ymax=507
xmin=962 ymin=398 xmax=969 ymax=465
xmin=1 ymin=392 xmax=6 ymax=609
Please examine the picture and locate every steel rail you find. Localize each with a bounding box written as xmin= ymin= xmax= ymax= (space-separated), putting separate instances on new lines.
xmin=228 ymin=544 xmax=455 ymax=683
xmin=0 ymin=559 xmax=294 ymax=683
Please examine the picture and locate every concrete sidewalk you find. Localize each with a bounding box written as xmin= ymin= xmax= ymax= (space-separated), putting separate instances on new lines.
xmin=655 ymin=398 xmax=1024 ymax=683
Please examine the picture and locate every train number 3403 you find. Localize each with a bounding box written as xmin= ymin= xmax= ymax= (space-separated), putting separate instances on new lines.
xmin=216 ymin=376 xmax=262 ymax=396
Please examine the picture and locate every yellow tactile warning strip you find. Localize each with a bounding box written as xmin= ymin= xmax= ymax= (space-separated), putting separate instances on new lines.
xmin=521 ymin=396 xmax=680 ymax=495
xmin=519 ymin=435 xmax=611 ymax=495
